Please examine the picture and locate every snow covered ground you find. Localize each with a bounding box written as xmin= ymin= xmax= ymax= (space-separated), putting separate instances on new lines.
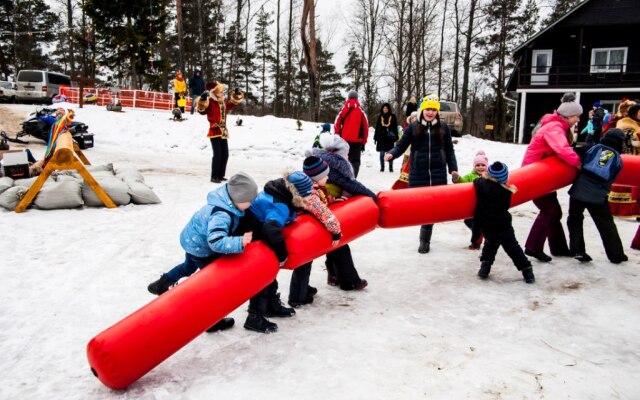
xmin=1 ymin=103 xmax=639 ymax=399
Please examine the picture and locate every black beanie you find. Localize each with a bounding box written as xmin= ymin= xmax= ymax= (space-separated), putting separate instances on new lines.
xmin=601 ymin=128 xmax=625 ymax=153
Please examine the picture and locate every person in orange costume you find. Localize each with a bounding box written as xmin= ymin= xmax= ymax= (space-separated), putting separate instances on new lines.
xmin=197 ymin=81 xmax=244 ymax=183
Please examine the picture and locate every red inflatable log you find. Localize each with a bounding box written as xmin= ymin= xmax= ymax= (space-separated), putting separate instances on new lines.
xmin=281 ymin=196 xmax=379 ymax=269
xmin=617 ymin=154 xmax=640 ymax=186
xmin=377 ymin=155 xmax=639 ymax=229
xmin=87 ymin=196 xmax=379 ymax=389
xmin=378 ymin=156 xmax=576 ymax=228
xmin=87 ymin=243 xmax=280 ymax=389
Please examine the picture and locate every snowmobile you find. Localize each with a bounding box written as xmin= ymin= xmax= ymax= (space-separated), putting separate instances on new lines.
xmin=5 ymin=107 xmax=95 ymax=149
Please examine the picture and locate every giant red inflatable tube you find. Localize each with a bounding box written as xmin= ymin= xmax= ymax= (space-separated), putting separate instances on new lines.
xmin=377 ymin=156 xmax=580 ymax=228
xmin=377 ymin=155 xmax=640 ymax=229
xmin=87 ymin=243 xmax=280 ymax=389
xmin=617 ymin=154 xmax=640 ymax=186
xmin=281 ymin=196 xmax=379 ymax=269
xmin=87 ymin=196 xmax=379 ymax=389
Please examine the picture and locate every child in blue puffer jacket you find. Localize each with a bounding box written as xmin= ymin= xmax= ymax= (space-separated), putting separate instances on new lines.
xmin=147 ymin=172 xmax=258 ymax=332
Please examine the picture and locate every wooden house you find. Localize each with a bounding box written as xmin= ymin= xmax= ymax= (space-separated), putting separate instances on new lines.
xmin=506 ymin=0 xmax=640 ymax=143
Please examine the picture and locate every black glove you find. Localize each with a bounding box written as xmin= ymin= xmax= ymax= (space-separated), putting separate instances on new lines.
xmin=361 ymin=144 xmax=365 ymax=153
xmin=234 ymin=87 xmax=241 ymax=95
xmin=200 ymin=91 xmax=209 ymax=101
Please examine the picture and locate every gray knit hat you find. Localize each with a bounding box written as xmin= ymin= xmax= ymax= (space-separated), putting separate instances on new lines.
xmin=348 ymin=90 xmax=358 ymax=100
xmin=227 ymin=172 xmax=258 ymax=203
xmin=557 ymin=93 xmax=583 ymax=117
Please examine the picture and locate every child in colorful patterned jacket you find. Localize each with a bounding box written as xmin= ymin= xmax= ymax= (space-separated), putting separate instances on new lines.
xmin=288 ymin=156 xmax=368 ymax=307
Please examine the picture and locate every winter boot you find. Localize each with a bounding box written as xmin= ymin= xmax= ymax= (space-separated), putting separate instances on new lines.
xmin=327 ymin=274 xmax=338 ymax=286
xmin=308 ymin=286 xmax=318 ymax=296
xmin=418 ymin=225 xmax=432 ymax=254
xmin=288 ymin=294 xmax=314 ymax=308
xmin=243 ymin=313 xmax=278 ymax=334
xmin=265 ymin=293 xmax=296 ymax=318
xmin=574 ymin=252 xmax=592 ymax=263
xmin=610 ymin=254 xmax=628 ymax=264
xmin=525 ymin=249 xmax=552 ymax=262
xmin=206 ymin=317 xmax=235 ymax=333
xmin=341 ymin=278 xmax=368 ymax=291
xmin=522 ymin=268 xmax=535 ymax=284
xmin=147 ymin=274 xmax=172 ymax=295
xmin=477 ymin=262 xmax=492 ymax=279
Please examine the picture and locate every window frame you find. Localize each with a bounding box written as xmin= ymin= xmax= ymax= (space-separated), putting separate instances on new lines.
xmin=590 ymin=47 xmax=628 ymax=73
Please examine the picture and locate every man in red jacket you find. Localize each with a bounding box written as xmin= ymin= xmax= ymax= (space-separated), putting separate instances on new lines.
xmin=334 ymin=90 xmax=369 ymax=177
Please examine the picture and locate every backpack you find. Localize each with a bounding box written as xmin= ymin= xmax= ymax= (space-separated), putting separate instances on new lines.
xmin=581 ymin=144 xmax=622 ymax=182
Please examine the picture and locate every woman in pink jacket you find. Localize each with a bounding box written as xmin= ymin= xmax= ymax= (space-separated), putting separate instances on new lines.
xmin=522 ymin=93 xmax=582 ymax=262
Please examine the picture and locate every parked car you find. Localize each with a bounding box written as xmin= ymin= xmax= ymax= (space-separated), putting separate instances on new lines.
xmin=15 ymin=70 xmax=71 ymax=104
xmin=0 ymin=81 xmax=17 ymax=103
xmin=439 ymin=100 xmax=464 ymax=137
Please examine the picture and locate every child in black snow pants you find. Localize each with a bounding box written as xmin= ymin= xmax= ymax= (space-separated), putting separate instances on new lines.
xmin=567 ymin=128 xmax=628 ymax=264
xmin=473 ymin=161 xmax=535 ymax=283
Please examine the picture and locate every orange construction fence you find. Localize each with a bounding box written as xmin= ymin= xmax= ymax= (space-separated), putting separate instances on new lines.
xmin=60 ymin=86 xmax=192 ymax=111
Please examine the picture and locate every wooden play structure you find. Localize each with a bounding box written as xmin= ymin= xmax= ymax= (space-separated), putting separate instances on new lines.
xmin=14 ymin=111 xmax=115 ymax=213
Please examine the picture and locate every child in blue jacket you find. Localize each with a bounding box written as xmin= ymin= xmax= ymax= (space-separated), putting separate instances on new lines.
xmin=147 ymin=172 xmax=258 ymax=332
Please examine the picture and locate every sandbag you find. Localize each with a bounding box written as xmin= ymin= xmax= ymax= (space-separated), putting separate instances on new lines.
xmin=33 ymin=180 xmax=84 ymax=210
xmin=13 ymin=176 xmax=41 ymax=188
xmin=0 ymin=177 xmax=13 ymax=195
xmin=0 ymin=186 xmax=27 ymax=210
xmin=68 ymin=170 xmax=115 ymax=181
xmin=55 ymin=174 xmax=82 ymax=183
xmin=86 ymin=163 xmax=114 ymax=173
xmin=127 ymin=181 xmax=161 ymax=204
xmin=82 ymin=178 xmax=131 ymax=207
xmin=115 ymin=168 xmax=145 ymax=184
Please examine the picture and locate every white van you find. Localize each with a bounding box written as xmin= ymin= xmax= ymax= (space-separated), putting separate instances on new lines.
xmin=15 ymin=70 xmax=71 ymax=103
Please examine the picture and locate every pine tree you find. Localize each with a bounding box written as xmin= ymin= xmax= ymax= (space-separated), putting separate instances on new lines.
xmin=0 ymin=0 xmax=57 ymax=75
xmin=316 ymin=40 xmax=344 ymax=122
xmin=477 ymin=0 xmax=524 ymax=141
xmin=255 ymin=8 xmax=274 ymax=113
xmin=344 ymin=46 xmax=364 ymax=93
xmin=542 ymin=0 xmax=582 ymax=27
xmin=520 ymin=0 xmax=540 ymax=40
xmin=85 ymin=0 xmax=168 ymax=88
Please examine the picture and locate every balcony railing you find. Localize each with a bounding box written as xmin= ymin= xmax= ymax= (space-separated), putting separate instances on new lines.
xmin=516 ymin=64 xmax=640 ymax=88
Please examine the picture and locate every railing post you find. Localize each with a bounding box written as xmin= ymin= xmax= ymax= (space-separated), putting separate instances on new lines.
xmin=133 ymin=90 xmax=137 ymax=110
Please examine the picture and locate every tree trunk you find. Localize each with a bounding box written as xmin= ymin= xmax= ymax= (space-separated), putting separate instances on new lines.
xmin=437 ymin=0 xmax=448 ymax=96
xmin=300 ymin=0 xmax=319 ymax=121
xmin=196 ymin=0 xmax=206 ymax=72
xmin=274 ymin=0 xmax=281 ymax=115
xmin=407 ymin=0 xmax=414 ymax=100
xmin=285 ymin=0 xmax=293 ymax=117
xmin=228 ymin=0 xmax=243 ymax=89
xmin=460 ymin=0 xmax=478 ymax=117
xmin=245 ymin=0 xmax=251 ymax=95
xmin=451 ymin=0 xmax=460 ymax=101
xmin=67 ymin=0 xmax=75 ymax=77
xmin=176 ymin=0 xmax=185 ymax=73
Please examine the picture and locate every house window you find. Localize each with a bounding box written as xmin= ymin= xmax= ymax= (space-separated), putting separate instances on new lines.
xmin=590 ymin=47 xmax=627 ymax=73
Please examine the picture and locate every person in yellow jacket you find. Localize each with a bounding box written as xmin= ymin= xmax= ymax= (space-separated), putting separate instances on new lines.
xmin=173 ymin=71 xmax=187 ymax=113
